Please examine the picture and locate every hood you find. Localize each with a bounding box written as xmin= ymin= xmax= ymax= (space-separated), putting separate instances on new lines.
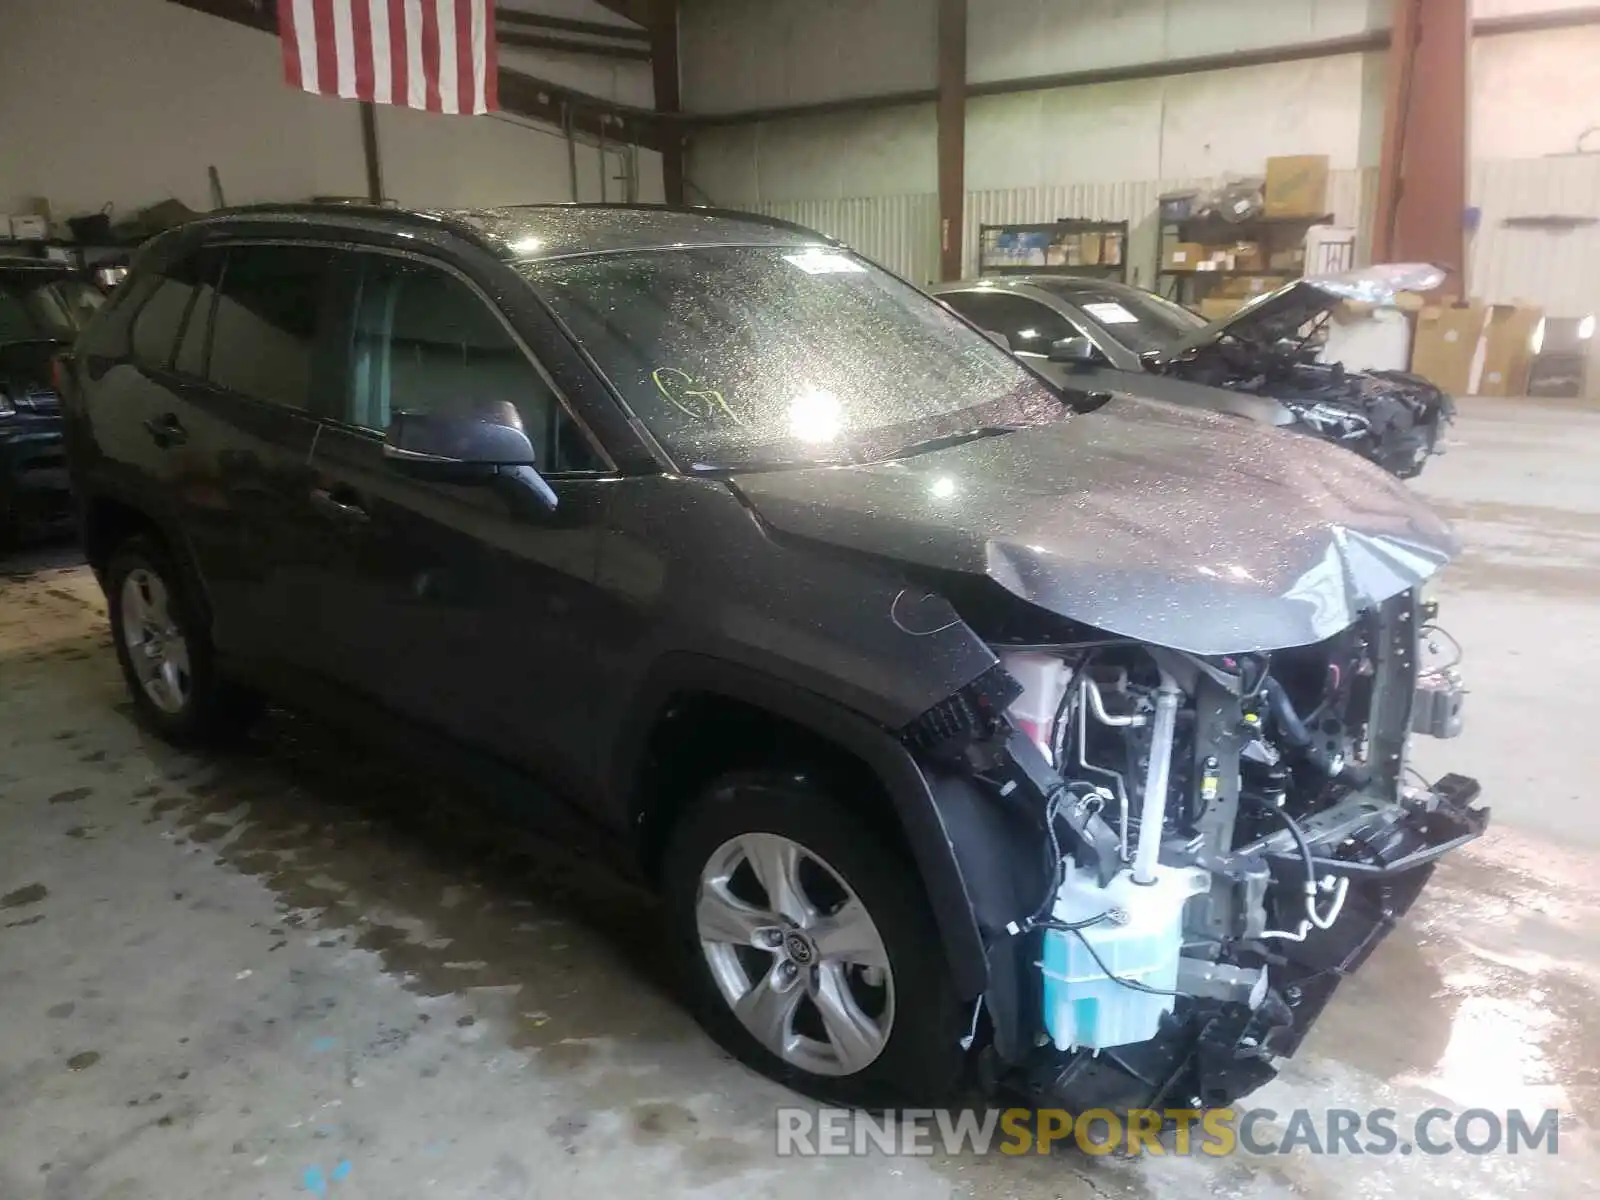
xmin=731 ymin=395 xmax=1457 ymax=655
xmin=1157 ymin=263 xmax=1447 ymax=361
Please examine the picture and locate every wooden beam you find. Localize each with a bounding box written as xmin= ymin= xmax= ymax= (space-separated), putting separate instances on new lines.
xmin=648 ymin=0 xmax=684 ymax=204
xmin=497 ymin=70 xmax=665 ymax=151
xmin=496 ymin=9 xmax=649 ymax=42
xmin=497 ymin=28 xmax=651 ymax=61
xmin=579 ymin=0 xmax=653 ymax=27
xmin=936 ymin=0 xmax=967 ymax=282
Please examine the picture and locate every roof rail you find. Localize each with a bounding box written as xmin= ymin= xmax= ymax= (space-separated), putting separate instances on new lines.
xmin=186 ymin=203 xmax=504 ymax=255
xmin=494 ymin=201 xmax=837 ymax=243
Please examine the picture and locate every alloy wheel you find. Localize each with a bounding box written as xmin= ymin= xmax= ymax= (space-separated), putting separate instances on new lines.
xmin=120 ymin=568 xmax=192 ymax=715
xmin=696 ymin=832 xmax=894 ymax=1077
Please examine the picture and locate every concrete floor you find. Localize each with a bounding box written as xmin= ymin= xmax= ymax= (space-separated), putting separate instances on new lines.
xmin=2 ymin=396 xmax=1598 ymax=1200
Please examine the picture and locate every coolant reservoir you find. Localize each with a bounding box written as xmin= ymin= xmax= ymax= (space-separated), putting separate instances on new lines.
xmin=1039 ymin=863 xmax=1208 ymax=1051
xmin=1000 ymin=652 xmax=1073 ymax=763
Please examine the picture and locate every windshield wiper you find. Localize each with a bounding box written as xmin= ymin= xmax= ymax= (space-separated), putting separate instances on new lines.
xmin=886 ymin=424 xmax=1025 ymax=460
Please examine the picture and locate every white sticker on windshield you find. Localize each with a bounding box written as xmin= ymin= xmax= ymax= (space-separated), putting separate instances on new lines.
xmin=1082 ymin=301 xmax=1139 ymax=324
xmin=783 ymin=250 xmax=866 ymax=275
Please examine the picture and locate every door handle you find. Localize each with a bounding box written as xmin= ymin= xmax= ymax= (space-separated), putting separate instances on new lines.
xmin=310 ymin=486 xmax=370 ymax=523
xmin=143 ymin=413 xmax=187 ymax=448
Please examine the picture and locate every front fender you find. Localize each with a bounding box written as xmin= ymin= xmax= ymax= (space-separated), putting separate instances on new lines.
xmin=615 ymin=651 xmax=1001 ymax=999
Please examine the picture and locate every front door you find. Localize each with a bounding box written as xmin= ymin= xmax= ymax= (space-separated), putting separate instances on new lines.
xmin=300 ymin=250 xmax=616 ymax=802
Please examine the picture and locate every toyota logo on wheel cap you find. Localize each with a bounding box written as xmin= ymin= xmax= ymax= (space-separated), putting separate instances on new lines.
xmin=785 ymin=932 xmax=815 ymax=965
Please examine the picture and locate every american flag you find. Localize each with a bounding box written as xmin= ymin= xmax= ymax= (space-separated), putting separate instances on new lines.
xmin=279 ymin=0 xmax=498 ymax=116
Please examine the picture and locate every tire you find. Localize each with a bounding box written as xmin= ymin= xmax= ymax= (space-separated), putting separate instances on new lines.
xmin=105 ymin=533 xmax=259 ymax=746
xmin=663 ymin=771 xmax=968 ymax=1107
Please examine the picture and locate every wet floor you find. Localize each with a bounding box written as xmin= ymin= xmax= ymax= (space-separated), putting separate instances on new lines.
xmin=2 ymin=396 xmax=1597 ymax=1199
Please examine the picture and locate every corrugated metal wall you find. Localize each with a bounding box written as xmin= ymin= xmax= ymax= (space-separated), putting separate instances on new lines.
xmin=730 ymin=170 xmax=1377 ymax=290
xmin=733 ymin=158 xmax=1598 ymax=393
xmin=1471 ymin=154 xmax=1600 ymax=390
xmin=742 ymin=193 xmax=942 ymax=286
xmin=1471 ymin=155 xmax=1600 ymax=309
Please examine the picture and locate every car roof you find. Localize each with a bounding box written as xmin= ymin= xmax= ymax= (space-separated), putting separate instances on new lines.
xmin=187 ymin=202 xmax=831 ymax=262
xmin=934 ymin=275 xmax=1146 ymax=300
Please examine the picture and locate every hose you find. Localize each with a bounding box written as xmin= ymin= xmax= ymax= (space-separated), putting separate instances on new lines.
xmin=1259 ymin=676 xmax=1311 ymax=748
xmin=1252 ymin=800 xmax=1351 ymax=942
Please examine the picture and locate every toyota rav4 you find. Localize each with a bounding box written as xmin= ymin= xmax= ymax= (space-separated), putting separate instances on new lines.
xmin=60 ymin=204 xmax=1484 ymax=1111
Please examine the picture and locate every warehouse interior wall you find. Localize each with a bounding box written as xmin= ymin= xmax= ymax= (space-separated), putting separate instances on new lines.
xmin=682 ymin=0 xmax=1600 ymax=315
xmin=0 ymin=0 xmax=660 ymax=226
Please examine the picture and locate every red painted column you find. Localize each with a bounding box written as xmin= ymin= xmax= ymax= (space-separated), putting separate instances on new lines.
xmin=937 ymin=0 xmax=967 ymax=282
xmin=1373 ymin=0 xmax=1470 ymax=289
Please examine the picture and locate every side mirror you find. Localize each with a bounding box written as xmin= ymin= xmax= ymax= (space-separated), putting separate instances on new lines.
xmin=1048 ymin=336 xmax=1101 ymax=366
xmin=381 ymin=408 xmax=557 ymax=510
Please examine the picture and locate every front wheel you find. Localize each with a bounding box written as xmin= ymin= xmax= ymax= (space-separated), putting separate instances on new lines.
xmin=662 ymin=772 xmax=968 ymax=1107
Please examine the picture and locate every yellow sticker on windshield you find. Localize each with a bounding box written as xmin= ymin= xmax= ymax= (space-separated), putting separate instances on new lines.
xmin=652 ymin=367 xmax=743 ymax=425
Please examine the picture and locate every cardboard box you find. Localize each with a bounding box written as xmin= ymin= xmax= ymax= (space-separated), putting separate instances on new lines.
xmin=1473 ymin=303 xmax=1543 ymax=396
xmin=1227 ymin=240 xmax=1264 ymax=271
xmin=1268 ymin=246 xmax=1306 ymax=271
xmin=1166 ymin=242 xmax=1207 ymax=270
xmin=1264 ymin=155 xmax=1329 ymax=218
xmin=7 ymin=214 xmax=48 ymax=240
xmin=1102 ymin=231 xmax=1123 ymax=266
xmin=1216 ymin=275 xmax=1292 ymax=299
xmin=1200 ymin=297 xmax=1246 ymax=321
xmin=1079 ymin=231 xmax=1104 ymax=266
xmin=1410 ymin=299 xmax=1485 ymax=395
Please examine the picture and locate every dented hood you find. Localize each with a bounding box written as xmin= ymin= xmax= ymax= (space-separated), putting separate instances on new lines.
xmin=731 ymin=395 xmax=1457 ymax=655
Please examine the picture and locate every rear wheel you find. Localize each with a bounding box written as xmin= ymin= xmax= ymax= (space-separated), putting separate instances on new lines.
xmin=663 ymin=772 xmax=968 ymax=1106
xmin=105 ymin=534 xmax=258 ymax=745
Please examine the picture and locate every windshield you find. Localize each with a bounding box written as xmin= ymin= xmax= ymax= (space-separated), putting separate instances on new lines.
xmin=0 ymin=272 xmax=103 ymax=344
xmin=523 ymin=245 xmax=1067 ymax=470
xmin=1036 ymin=281 xmax=1206 ymax=356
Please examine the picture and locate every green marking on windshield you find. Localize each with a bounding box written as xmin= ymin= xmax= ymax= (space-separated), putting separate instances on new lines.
xmin=651 ymin=367 xmax=743 ymax=426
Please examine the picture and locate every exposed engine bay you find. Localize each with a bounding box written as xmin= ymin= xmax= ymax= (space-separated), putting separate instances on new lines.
xmin=904 ymin=589 xmax=1485 ymax=1111
xmin=1163 ymin=340 xmax=1455 ymax=480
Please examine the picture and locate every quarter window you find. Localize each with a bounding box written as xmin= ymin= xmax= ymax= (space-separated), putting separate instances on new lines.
xmin=346 ymin=256 xmax=602 ymax=473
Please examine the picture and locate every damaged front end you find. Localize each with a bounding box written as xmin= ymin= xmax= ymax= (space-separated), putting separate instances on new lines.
xmin=1152 ymin=264 xmax=1456 ymax=479
xmin=900 ymin=589 xmax=1485 ymax=1112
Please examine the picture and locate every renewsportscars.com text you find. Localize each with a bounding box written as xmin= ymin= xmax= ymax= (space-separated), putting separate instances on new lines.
xmin=775 ymin=1107 xmax=1562 ymax=1158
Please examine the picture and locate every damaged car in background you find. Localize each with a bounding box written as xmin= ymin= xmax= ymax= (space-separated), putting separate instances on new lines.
xmin=62 ymin=205 xmax=1484 ymax=1115
xmin=933 ymin=265 xmax=1455 ymax=479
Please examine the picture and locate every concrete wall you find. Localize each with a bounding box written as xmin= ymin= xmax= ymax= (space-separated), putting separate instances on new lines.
xmin=0 ymin=0 xmax=660 ymax=227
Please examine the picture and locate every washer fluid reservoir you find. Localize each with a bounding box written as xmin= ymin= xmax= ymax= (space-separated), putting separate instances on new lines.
xmin=1038 ymin=862 xmax=1208 ymax=1051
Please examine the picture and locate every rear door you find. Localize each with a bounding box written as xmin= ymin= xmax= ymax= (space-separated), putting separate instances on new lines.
xmin=155 ymin=242 xmax=339 ymax=662
xmin=300 ymin=249 xmax=617 ymax=798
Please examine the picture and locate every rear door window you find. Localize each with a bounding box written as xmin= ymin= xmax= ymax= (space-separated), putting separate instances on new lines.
xmin=943 ymin=291 xmax=1081 ymax=353
xmin=209 ymin=245 xmax=332 ymax=410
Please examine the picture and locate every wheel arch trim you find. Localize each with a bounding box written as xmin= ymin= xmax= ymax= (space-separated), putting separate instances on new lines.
xmin=616 ymin=651 xmax=990 ymax=998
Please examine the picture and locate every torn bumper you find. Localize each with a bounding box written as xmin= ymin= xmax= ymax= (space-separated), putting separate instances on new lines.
xmin=1010 ymin=776 xmax=1487 ymax=1112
